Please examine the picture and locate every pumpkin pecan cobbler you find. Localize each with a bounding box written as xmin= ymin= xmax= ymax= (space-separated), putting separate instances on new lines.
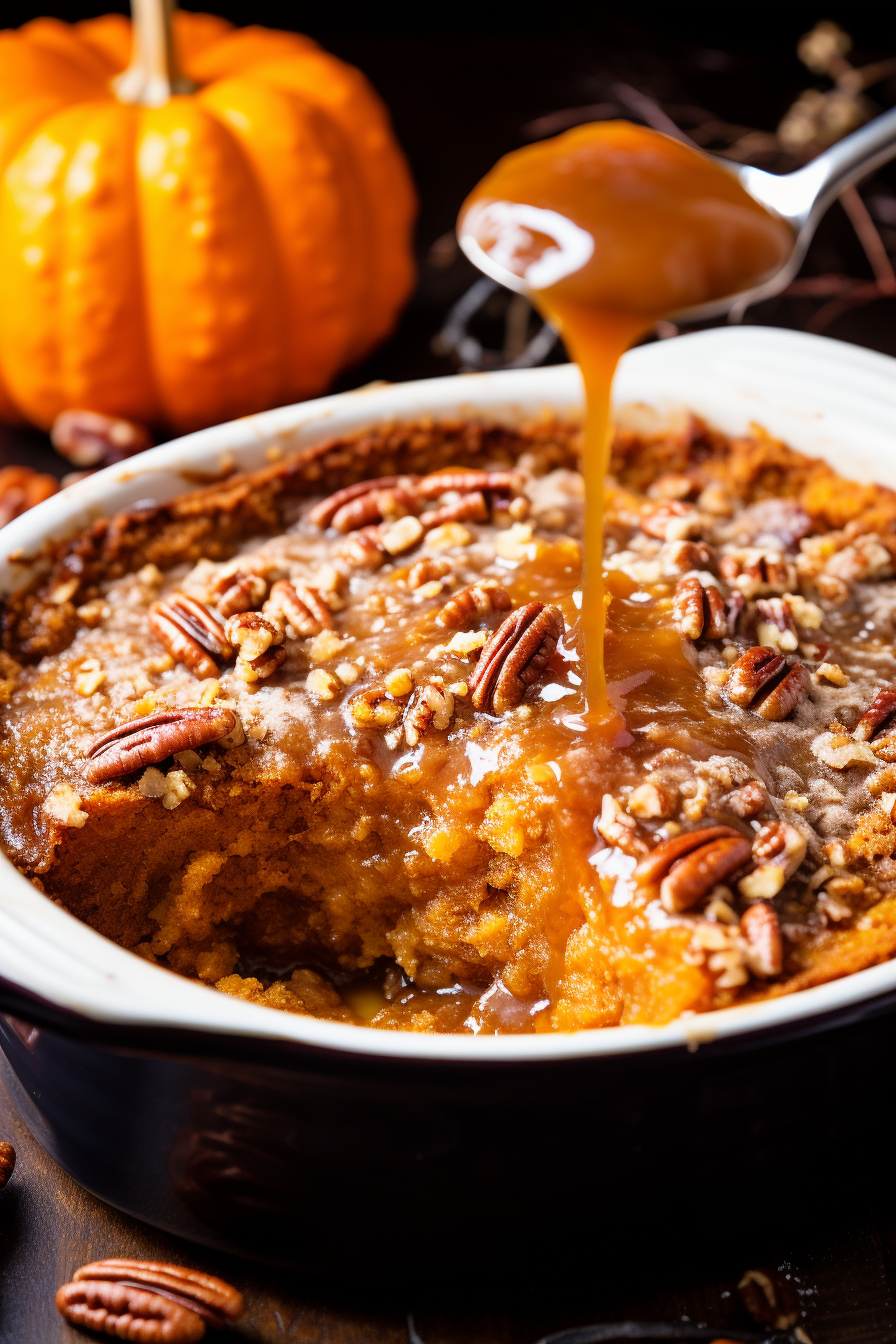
xmin=3 ymin=411 xmax=896 ymax=1033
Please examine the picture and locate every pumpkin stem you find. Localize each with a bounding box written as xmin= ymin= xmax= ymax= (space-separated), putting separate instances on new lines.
xmin=113 ymin=0 xmax=196 ymax=106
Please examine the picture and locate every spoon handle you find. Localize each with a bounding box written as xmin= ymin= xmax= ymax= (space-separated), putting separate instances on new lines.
xmin=793 ymin=105 xmax=896 ymax=223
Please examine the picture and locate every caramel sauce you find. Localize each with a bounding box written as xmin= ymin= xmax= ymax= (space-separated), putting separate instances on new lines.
xmin=459 ymin=121 xmax=794 ymax=716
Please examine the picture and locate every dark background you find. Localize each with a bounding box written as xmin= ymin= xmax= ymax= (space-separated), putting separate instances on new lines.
xmin=3 ymin=7 xmax=896 ymax=1341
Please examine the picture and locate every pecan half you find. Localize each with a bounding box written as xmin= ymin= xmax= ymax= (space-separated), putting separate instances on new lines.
xmin=149 ymin=595 xmax=232 ymax=679
xmin=0 ymin=464 xmax=59 ymax=528
xmin=634 ymin=826 xmax=753 ymax=913
xmin=332 ymin=483 xmax=418 ymax=533
xmin=720 ymin=549 xmax=795 ymax=597
xmin=640 ymin=500 xmax=702 ymax=541
xmin=468 ymin=602 xmax=563 ymax=715
xmin=415 ymin=468 xmax=522 ymax=499
xmin=658 ymin=539 xmax=718 ymax=575
xmin=420 ymin=491 xmax=489 ymax=530
xmin=436 ymin=581 xmax=512 ymax=628
xmin=211 ymin=569 xmax=267 ymax=619
xmin=334 ymin=525 xmax=385 ymax=569
xmin=740 ymin=901 xmax=783 ymax=978
xmin=70 ymin=1259 xmax=243 ymax=1328
xmin=266 ymin=579 xmax=334 ymax=637
xmin=755 ymin=596 xmax=798 ymax=652
xmin=85 ymin=707 xmax=236 ymax=784
xmin=309 ymin=476 xmax=419 ymax=530
xmin=56 ymin=1281 xmax=206 ymax=1342
xmin=672 ymin=575 xmax=730 ymax=640
xmin=404 ymin=683 xmax=455 ymax=746
xmin=726 ymin=646 xmax=809 ymax=720
xmin=854 ymin=688 xmax=896 ymax=750
xmin=0 ymin=1140 xmax=15 ymax=1189
xmin=51 ymin=408 xmax=153 ymax=468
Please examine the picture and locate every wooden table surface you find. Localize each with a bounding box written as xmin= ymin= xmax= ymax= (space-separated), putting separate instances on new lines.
xmin=3 ymin=13 xmax=896 ymax=1342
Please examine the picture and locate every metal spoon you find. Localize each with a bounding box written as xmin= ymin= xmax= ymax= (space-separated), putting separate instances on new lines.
xmin=458 ymin=106 xmax=896 ymax=324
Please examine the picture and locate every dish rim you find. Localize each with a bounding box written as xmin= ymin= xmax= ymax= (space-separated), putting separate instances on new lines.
xmin=3 ymin=324 xmax=896 ymax=1063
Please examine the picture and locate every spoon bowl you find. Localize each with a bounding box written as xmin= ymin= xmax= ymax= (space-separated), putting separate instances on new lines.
xmin=459 ymin=106 xmax=896 ymax=323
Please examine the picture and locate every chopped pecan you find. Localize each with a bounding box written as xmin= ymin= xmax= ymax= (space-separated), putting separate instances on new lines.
xmin=596 ymin=794 xmax=649 ymax=857
xmin=211 ymin=569 xmax=267 ymax=619
xmin=0 ymin=464 xmax=59 ymax=528
xmin=658 ymin=539 xmax=718 ymax=575
xmin=415 ymin=468 xmax=522 ymax=499
xmin=738 ymin=1268 xmax=799 ymax=1331
xmin=726 ymin=646 xmax=809 ymax=720
xmin=224 ymin=610 xmax=284 ymax=662
xmin=404 ymin=683 xmax=455 ymax=745
xmin=739 ymin=901 xmax=784 ymax=978
xmin=755 ymin=596 xmax=798 ymax=652
xmin=634 ymin=826 xmax=752 ymax=913
xmin=350 ymin=686 xmax=403 ymax=729
xmin=420 ymin=491 xmax=489 ymax=530
xmin=85 ymin=707 xmax=236 ymax=784
xmin=672 ymin=575 xmax=731 ymax=640
xmin=237 ymin=645 xmax=287 ymax=681
xmin=739 ymin=821 xmax=806 ymax=898
xmin=266 ymin=579 xmax=334 ymax=637
xmin=720 ymin=549 xmax=796 ymax=597
xmin=436 ymin=581 xmax=512 ymax=628
xmin=853 ymin=688 xmax=896 ymax=757
xmin=149 ymin=595 xmax=232 ymax=679
xmin=50 ymin=408 xmax=153 ymax=468
xmin=724 ymin=779 xmax=766 ymax=819
xmin=69 ymin=1259 xmax=243 ymax=1329
xmin=468 ymin=602 xmax=563 ymax=715
xmin=407 ymin=557 xmax=451 ymax=589
xmin=0 ymin=1140 xmax=15 ymax=1189
xmin=646 ymin=471 xmax=699 ymax=500
xmin=640 ymin=499 xmax=702 ymax=541
xmin=335 ymin=525 xmax=385 ymax=569
xmin=309 ymin=475 xmax=419 ymax=530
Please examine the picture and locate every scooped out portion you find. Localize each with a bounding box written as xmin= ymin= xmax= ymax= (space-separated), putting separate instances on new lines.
xmin=3 ymin=412 xmax=896 ymax=1033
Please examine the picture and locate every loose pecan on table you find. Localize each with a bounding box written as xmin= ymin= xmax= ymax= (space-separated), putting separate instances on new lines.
xmin=0 ymin=1140 xmax=15 ymax=1189
xmin=634 ymin=826 xmax=753 ymax=913
xmin=726 ymin=645 xmax=810 ymax=720
xmin=0 ymin=464 xmax=59 ymax=528
xmin=672 ymin=575 xmax=739 ymax=641
xmin=309 ymin=475 xmax=419 ymax=531
xmin=50 ymin=408 xmax=153 ymax=468
xmin=57 ymin=1258 xmax=243 ymax=1342
xmin=739 ymin=901 xmax=784 ymax=978
xmin=468 ymin=602 xmax=563 ymax=715
xmin=149 ymin=594 xmax=233 ymax=679
xmin=436 ymin=581 xmax=511 ymax=628
xmin=84 ymin=707 xmax=236 ymax=785
xmin=266 ymin=579 xmax=334 ymax=637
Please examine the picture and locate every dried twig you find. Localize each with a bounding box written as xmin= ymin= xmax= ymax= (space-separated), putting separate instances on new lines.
xmin=838 ymin=185 xmax=896 ymax=293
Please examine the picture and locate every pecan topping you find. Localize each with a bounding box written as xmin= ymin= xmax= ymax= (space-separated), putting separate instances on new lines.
xmin=236 ymin=645 xmax=287 ymax=682
xmin=309 ymin=476 xmax=419 ymax=530
xmin=420 ymin=491 xmax=489 ymax=530
xmin=724 ymin=779 xmax=766 ymax=819
xmin=266 ymin=580 xmax=334 ymax=637
xmin=755 ymin=596 xmax=798 ymax=652
xmin=640 ymin=500 xmax=702 ymax=541
xmin=211 ymin=569 xmax=267 ymax=619
xmin=854 ymin=688 xmax=896 ymax=747
xmin=468 ymin=602 xmax=563 ymax=715
xmin=332 ymin=483 xmax=419 ymax=533
xmin=726 ymin=646 xmax=810 ymax=720
xmin=224 ymin=610 xmax=284 ymax=662
xmin=334 ymin=525 xmax=385 ymax=569
xmin=149 ymin=595 xmax=232 ymax=679
xmin=50 ymin=408 xmax=153 ymax=468
xmin=739 ymin=821 xmax=806 ymax=898
xmin=720 ymin=549 xmax=795 ymax=597
xmin=415 ymin=468 xmax=522 ymax=499
xmin=404 ymin=683 xmax=455 ymax=746
xmin=436 ymin=581 xmax=512 ymax=628
xmin=84 ymin=708 xmax=236 ymax=784
xmin=634 ymin=826 xmax=752 ymax=913
xmin=0 ymin=1140 xmax=15 ymax=1189
xmin=659 ymin=539 xmax=717 ymax=575
xmin=739 ymin=901 xmax=783 ymax=978
xmin=350 ymin=686 xmax=403 ymax=728
xmin=70 ymin=1259 xmax=243 ymax=1327
xmin=672 ymin=575 xmax=731 ymax=640
xmin=0 ymin=464 xmax=59 ymax=528
xmin=596 ymin=794 xmax=649 ymax=858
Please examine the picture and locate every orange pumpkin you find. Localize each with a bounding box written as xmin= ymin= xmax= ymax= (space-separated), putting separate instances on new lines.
xmin=0 ymin=5 xmax=416 ymax=433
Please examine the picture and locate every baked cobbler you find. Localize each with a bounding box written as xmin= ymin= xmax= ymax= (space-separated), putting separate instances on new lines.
xmin=3 ymin=410 xmax=896 ymax=1033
